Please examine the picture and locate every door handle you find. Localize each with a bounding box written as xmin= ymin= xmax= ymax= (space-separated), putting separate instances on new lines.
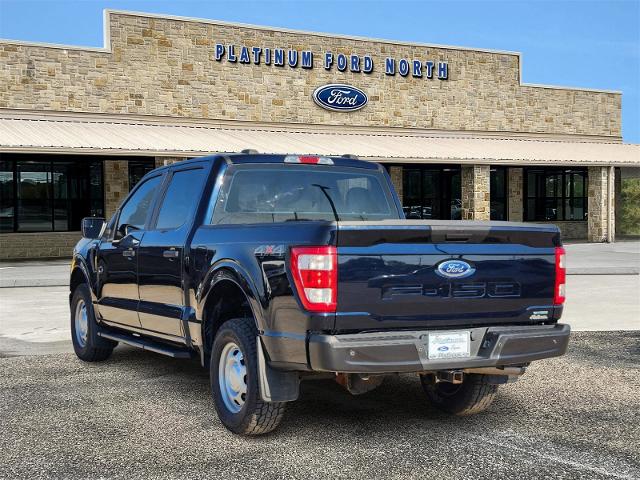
xmin=122 ymin=249 xmax=135 ymax=258
xmin=163 ymin=250 xmax=180 ymax=259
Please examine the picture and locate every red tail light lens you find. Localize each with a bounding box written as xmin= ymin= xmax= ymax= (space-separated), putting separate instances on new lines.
xmin=554 ymin=246 xmax=566 ymax=305
xmin=290 ymin=246 xmax=337 ymax=313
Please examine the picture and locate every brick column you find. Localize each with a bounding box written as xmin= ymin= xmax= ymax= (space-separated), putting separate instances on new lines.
xmin=508 ymin=167 xmax=523 ymax=222
xmin=389 ymin=166 xmax=403 ymax=203
xmin=588 ymin=166 xmax=615 ymax=242
xmin=461 ymin=165 xmax=490 ymax=220
xmin=104 ymin=160 xmax=129 ymax=218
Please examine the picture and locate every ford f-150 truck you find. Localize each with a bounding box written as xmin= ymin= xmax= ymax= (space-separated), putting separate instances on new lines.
xmin=70 ymin=153 xmax=570 ymax=435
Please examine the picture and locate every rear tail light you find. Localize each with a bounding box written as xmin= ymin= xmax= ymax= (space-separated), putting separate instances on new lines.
xmin=290 ymin=246 xmax=337 ymax=313
xmin=554 ymin=246 xmax=566 ymax=305
xmin=284 ymin=155 xmax=334 ymax=165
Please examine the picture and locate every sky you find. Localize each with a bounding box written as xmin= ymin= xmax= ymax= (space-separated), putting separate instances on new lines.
xmin=0 ymin=0 xmax=638 ymax=142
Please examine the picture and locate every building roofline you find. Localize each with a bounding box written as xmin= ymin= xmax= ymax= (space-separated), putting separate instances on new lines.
xmin=0 ymin=108 xmax=626 ymax=144
xmin=0 ymin=9 xmax=623 ymax=95
xmin=104 ymin=9 xmax=524 ymax=56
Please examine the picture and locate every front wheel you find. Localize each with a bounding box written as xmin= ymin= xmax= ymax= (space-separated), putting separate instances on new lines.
xmin=70 ymin=284 xmax=116 ymax=362
xmin=210 ymin=318 xmax=285 ymax=435
xmin=420 ymin=373 xmax=498 ymax=416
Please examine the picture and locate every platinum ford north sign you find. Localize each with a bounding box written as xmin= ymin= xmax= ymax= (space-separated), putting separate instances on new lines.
xmin=214 ymin=44 xmax=449 ymax=80
xmin=313 ymin=84 xmax=368 ymax=112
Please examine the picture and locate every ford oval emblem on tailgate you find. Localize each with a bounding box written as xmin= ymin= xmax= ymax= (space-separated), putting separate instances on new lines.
xmin=312 ymin=84 xmax=368 ymax=112
xmin=436 ymin=259 xmax=475 ymax=279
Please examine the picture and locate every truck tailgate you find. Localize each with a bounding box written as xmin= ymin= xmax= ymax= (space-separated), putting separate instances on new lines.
xmin=335 ymin=220 xmax=561 ymax=331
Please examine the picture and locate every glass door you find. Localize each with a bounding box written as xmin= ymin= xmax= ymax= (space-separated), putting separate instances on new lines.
xmin=17 ymin=162 xmax=52 ymax=232
xmin=401 ymin=166 xmax=461 ymax=220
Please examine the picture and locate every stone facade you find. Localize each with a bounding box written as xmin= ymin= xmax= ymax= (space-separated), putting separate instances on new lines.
xmin=0 ymin=11 xmax=621 ymax=138
xmin=389 ymin=166 xmax=403 ymax=203
xmin=461 ymin=165 xmax=490 ymax=220
xmin=0 ymin=11 xmax=627 ymax=260
xmin=588 ymin=166 xmax=615 ymax=242
xmin=0 ymin=232 xmax=81 ymax=259
xmin=534 ymin=221 xmax=588 ymax=241
xmin=507 ymin=167 xmax=523 ymax=222
xmin=104 ymin=159 xmax=129 ymax=217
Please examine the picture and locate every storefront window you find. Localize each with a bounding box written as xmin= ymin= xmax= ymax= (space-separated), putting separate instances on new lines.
xmin=524 ymin=168 xmax=587 ymax=221
xmin=0 ymin=161 xmax=14 ymax=232
xmin=401 ymin=166 xmax=461 ymax=219
xmin=0 ymin=155 xmax=105 ymax=232
xmin=490 ymin=167 xmax=508 ymax=220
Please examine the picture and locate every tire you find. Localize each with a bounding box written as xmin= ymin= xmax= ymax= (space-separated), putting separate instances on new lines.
xmin=70 ymin=283 xmax=116 ymax=362
xmin=210 ymin=317 xmax=285 ymax=435
xmin=420 ymin=373 xmax=498 ymax=416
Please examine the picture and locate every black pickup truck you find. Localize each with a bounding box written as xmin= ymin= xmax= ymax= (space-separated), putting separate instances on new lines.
xmin=70 ymin=153 xmax=570 ymax=435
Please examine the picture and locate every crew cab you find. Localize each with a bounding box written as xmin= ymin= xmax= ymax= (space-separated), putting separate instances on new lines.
xmin=70 ymin=153 xmax=570 ymax=435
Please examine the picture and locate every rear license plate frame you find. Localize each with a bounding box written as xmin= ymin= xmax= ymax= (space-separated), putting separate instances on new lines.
xmin=427 ymin=331 xmax=471 ymax=360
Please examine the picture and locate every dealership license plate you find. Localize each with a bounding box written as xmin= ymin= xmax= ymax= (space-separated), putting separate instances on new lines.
xmin=428 ymin=331 xmax=471 ymax=360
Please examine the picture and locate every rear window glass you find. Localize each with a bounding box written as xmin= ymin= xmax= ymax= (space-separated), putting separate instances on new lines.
xmin=211 ymin=165 xmax=398 ymax=224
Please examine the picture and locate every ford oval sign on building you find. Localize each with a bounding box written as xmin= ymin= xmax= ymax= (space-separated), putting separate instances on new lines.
xmin=436 ymin=259 xmax=475 ymax=279
xmin=312 ymin=84 xmax=368 ymax=112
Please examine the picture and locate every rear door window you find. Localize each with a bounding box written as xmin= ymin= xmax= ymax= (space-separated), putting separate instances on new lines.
xmin=211 ymin=165 xmax=398 ymax=224
xmin=155 ymin=167 xmax=207 ymax=230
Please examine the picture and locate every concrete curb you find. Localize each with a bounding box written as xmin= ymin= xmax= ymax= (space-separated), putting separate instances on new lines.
xmin=567 ymin=268 xmax=640 ymax=275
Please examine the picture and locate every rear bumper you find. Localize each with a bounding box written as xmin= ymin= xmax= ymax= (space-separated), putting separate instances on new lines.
xmin=307 ymin=323 xmax=570 ymax=373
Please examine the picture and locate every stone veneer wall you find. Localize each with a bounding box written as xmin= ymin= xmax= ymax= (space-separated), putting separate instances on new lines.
xmin=104 ymin=159 xmax=129 ymax=218
xmin=507 ymin=167 xmax=523 ymax=222
xmin=0 ymin=12 xmax=621 ymax=137
xmin=588 ymin=166 xmax=614 ymax=242
xmin=389 ymin=166 xmax=403 ymax=203
xmin=533 ymin=221 xmax=588 ymax=240
xmin=0 ymin=232 xmax=81 ymax=260
xmin=461 ymin=165 xmax=490 ymax=220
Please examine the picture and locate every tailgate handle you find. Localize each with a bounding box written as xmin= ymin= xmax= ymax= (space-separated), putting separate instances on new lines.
xmin=445 ymin=233 xmax=470 ymax=242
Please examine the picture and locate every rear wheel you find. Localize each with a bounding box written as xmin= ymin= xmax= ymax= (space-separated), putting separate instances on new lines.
xmin=210 ymin=317 xmax=285 ymax=435
xmin=70 ymin=284 xmax=116 ymax=362
xmin=420 ymin=373 xmax=498 ymax=415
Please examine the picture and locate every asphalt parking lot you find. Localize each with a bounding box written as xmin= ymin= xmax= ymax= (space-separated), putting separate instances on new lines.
xmin=1 ymin=242 xmax=638 ymax=479
xmin=1 ymin=332 xmax=639 ymax=480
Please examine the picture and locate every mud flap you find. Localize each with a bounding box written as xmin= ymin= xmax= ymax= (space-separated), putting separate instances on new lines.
xmin=257 ymin=337 xmax=300 ymax=402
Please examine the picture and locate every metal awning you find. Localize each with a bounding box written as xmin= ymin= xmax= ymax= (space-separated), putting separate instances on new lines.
xmin=1 ymin=111 xmax=638 ymax=166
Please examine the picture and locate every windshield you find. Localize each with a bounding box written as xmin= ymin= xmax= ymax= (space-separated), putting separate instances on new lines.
xmin=211 ymin=164 xmax=399 ymax=224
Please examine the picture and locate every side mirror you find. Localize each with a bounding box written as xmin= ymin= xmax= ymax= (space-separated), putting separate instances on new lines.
xmin=81 ymin=217 xmax=105 ymax=239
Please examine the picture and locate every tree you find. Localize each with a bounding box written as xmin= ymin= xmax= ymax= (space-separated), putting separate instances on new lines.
xmin=620 ymin=178 xmax=640 ymax=236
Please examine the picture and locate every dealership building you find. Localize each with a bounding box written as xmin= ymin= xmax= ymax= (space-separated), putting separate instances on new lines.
xmin=0 ymin=10 xmax=639 ymax=259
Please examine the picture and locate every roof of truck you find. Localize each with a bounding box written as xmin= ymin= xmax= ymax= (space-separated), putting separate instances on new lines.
xmin=155 ymin=153 xmax=380 ymax=172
